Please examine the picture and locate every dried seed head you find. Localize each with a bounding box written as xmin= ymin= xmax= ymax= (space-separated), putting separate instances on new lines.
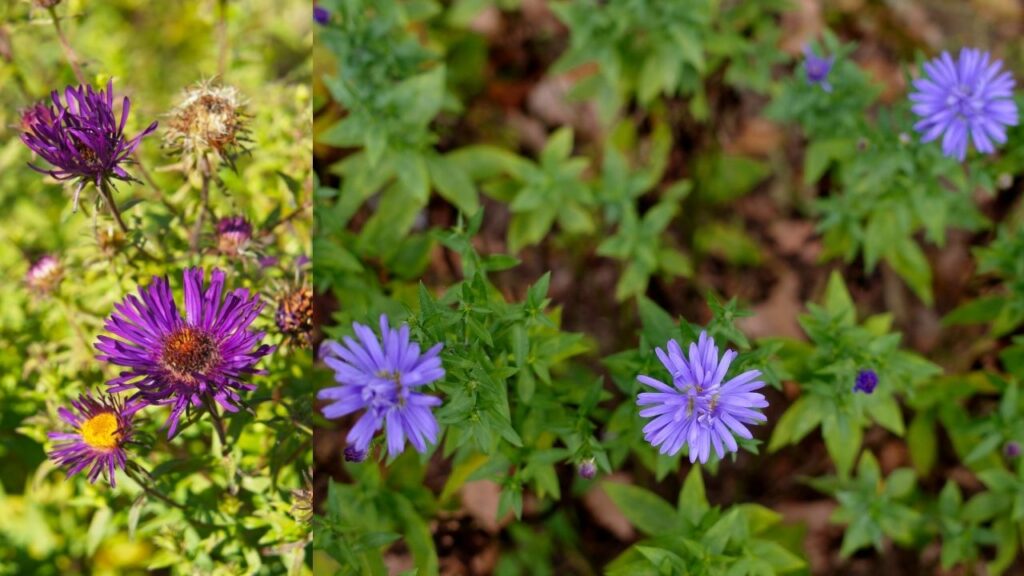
xmin=96 ymin=225 xmax=126 ymax=256
xmin=165 ymin=82 xmax=249 ymax=174
xmin=275 ymin=285 xmax=313 ymax=346
xmin=26 ymin=255 xmax=63 ymax=294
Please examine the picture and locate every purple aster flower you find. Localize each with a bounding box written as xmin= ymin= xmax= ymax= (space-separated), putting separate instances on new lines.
xmin=636 ymin=331 xmax=768 ymax=464
xmin=853 ymin=369 xmax=878 ymax=394
xmin=1005 ymin=441 xmax=1021 ymax=458
xmin=313 ymin=4 xmax=330 ymax=25
xmin=20 ymin=80 xmax=158 ymax=209
xmin=48 ymin=391 xmax=136 ymax=487
xmin=216 ymin=215 xmax=253 ymax=255
xmin=318 ymin=315 xmax=444 ymax=459
xmin=910 ymin=48 xmax=1018 ymax=161
xmin=803 ymin=44 xmax=834 ymax=92
xmin=95 ymin=267 xmax=273 ymax=438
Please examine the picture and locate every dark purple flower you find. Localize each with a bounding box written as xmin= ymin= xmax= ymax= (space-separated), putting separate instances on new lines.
xmin=26 ymin=254 xmax=63 ymax=294
xmin=910 ymin=48 xmax=1018 ymax=161
xmin=344 ymin=445 xmax=367 ymax=462
xmin=48 ymin=391 xmax=135 ymax=487
xmin=803 ymin=45 xmax=834 ymax=92
xmin=20 ymin=80 xmax=158 ymax=208
xmin=637 ymin=331 xmax=768 ymax=464
xmin=95 ymin=268 xmax=273 ymax=438
xmin=313 ymin=4 xmax=330 ymax=25
xmin=578 ymin=459 xmax=597 ymax=479
xmin=853 ymin=369 xmax=878 ymax=394
xmin=216 ymin=215 xmax=253 ymax=255
xmin=1005 ymin=441 xmax=1021 ymax=458
xmin=318 ymin=315 xmax=445 ymax=458
xmin=20 ymin=103 xmax=56 ymax=134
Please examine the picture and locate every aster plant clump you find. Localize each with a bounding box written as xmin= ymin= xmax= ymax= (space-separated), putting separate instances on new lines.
xmin=318 ymin=315 xmax=444 ymax=459
xmin=95 ymin=267 xmax=273 ymax=437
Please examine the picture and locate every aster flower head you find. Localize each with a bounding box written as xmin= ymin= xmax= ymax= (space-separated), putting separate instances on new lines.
xmin=637 ymin=331 xmax=768 ymax=464
xmin=803 ymin=44 xmax=835 ymax=92
xmin=216 ymin=215 xmax=253 ymax=255
xmin=910 ymin=48 xmax=1018 ymax=161
xmin=1005 ymin=441 xmax=1021 ymax=458
xmin=20 ymin=80 xmax=158 ymax=208
xmin=313 ymin=4 xmax=330 ymax=24
xmin=165 ymin=81 xmax=249 ymax=175
xmin=26 ymin=254 xmax=63 ymax=294
xmin=95 ymin=267 xmax=273 ymax=438
xmin=853 ymin=369 xmax=878 ymax=394
xmin=318 ymin=315 xmax=445 ymax=459
xmin=48 ymin=391 xmax=135 ymax=487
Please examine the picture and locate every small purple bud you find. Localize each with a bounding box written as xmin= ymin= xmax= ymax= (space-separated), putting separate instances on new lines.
xmin=313 ymin=4 xmax=330 ymax=25
xmin=344 ymin=446 xmax=366 ymax=463
xmin=1005 ymin=442 xmax=1021 ymax=458
xmin=578 ymin=459 xmax=597 ymax=479
xmin=853 ymin=370 xmax=878 ymax=394
xmin=216 ymin=215 xmax=253 ymax=256
xmin=803 ymin=44 xmax=834 ymax=92
xmin=258 ymin=255 xmax=280 ymax=269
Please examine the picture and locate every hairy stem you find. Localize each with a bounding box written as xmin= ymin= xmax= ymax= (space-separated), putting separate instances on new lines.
xmin=190 ymin=169 xmax=211 ymax=253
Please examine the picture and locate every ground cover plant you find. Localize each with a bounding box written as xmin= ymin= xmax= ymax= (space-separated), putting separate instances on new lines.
xmin=0 ymin=1 xmax=313 ymax=574
xmin=310 ymin=0 xmax=1024 ymax=574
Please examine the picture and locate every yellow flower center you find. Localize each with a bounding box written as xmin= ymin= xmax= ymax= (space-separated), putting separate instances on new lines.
xmin=81 ymin=412 xmax=120 ymax=450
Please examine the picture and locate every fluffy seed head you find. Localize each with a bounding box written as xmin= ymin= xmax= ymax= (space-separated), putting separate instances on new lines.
xmin=165 ymin=82 xmax=249 ymax=173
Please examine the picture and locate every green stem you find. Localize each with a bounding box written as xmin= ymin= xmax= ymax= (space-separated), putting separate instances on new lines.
xmin=47 ymin=6 xmax=86 ymax=85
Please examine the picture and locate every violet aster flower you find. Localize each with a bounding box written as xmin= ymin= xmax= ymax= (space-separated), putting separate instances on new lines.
xmin=95 ymin=268 xmax=273 ymax=438
xmin=313 ymin=4 xmax=330 ymax=25
xmin=910 ymin=48 xmax=1018 ymax=161
xmin=637 ymin=331 xmax=768 ymax=464
xmin=20 ymin=80 xmax=158 ymax=209
xmin=48 ymin=391 xmax=136 ymax=487
xmin=853 ymin=369 xmax=878 ymax=394
xmin=803 ymin=45 xmax=834 ymax=92
xmin=216 ymin=215 xmax=253 ymax=255
xmin=319 ymin=315 xmax=444 ymax=459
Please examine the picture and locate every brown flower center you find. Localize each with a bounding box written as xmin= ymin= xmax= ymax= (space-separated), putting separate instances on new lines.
xmin=161 ymin=326 xmax=220 ymax=381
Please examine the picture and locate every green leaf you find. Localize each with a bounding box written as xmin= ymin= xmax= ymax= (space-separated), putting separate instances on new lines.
xmin=638 ymin=296 xmax=676 ymax=347
xmin=768 ymin=396 xmax=823 ymax=451
xmin=86 ymin=507 xmax=111 ymax=557
xmin=943 ymin=296 xmax=1007 ymax=326
xmin=906 ymin=412 xmax=937 ymax=476
xmin=427 ymin=154 xmax=479 ymax=214
xmin=677 ymin=466 xmax=708 ymax=526
xmin=866 ymin=395 xmax=904 ymax=436
xmin=886 ymin=240 xmax=933 ymax=305
xmin=823 ymin=271 xmax=856 ymax=326
xmin=823 ymin=412 xmax=861 ymax=478
xmin=602 ymin=482 xmax=680 ymax=536
xmin=803 ymin=138 xmax=856 ymax=185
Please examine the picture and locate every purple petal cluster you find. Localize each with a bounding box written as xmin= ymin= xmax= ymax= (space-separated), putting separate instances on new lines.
xmin=48 ymin=392 xmax=136 ymax=487
xmin=319 ymin=315 xmax=444 ymax=459
xmin=803 ymin=45 xmax=834 ymax=92
xmin=313 ymin=4 xmax=330 ymax=25
xmin=853 ymin=369 xmax=878 ymax=394
xmin=216 ymin=215 xmax=253 ymax=255
xmin=910 ymin=48 xmax=1018 ymax=161
xmin=95 ymin=268 xmax=273 ymax=438
xmin=637 ymin=332 xmax=767 ymax=464
xmin=20 ymin=80 xmax=158 ymax=203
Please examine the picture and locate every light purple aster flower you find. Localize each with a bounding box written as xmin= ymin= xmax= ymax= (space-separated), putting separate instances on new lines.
xmin=95 ymin=267 xmax=273 ymax=438
xmin=48 ymin=391 xmax=136 ymax=487
xmin=910 ymin=48 xmax=1018 ymax=161
xmin=804 ymin=44 xmax=834 ymax=92
xmin=20 ymin=80 xmax=158 ymax=209
xmin=637 ymin=331 xmax=767 ymax=464
xmin=318 ymin=315 xmax=444 ymax=459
